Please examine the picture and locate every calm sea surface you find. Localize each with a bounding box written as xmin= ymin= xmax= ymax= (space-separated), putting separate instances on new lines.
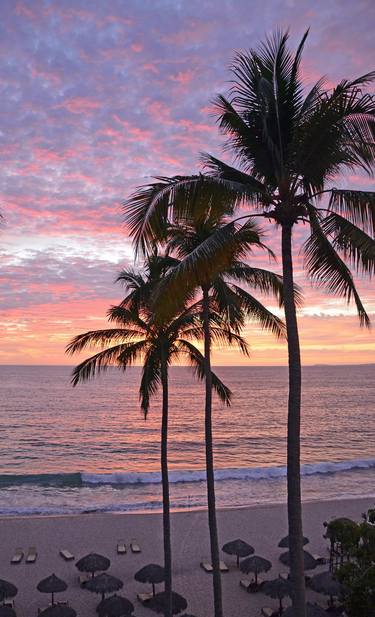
xmin=0 ymin=365 xmax=374 ymax=516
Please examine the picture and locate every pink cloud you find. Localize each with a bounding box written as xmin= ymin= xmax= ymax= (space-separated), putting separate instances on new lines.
xmin=170 ymin=69 xmax=195 ymax=85
xmin=131 ymin=43 xmax=143 ymax=53
xmin=58 ymin=97 xmax=101 ymax=114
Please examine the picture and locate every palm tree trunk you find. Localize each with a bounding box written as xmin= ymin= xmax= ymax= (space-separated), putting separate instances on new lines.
xmin=202 ymin=285 xmax=223 ymax=617
xmin=160 ymin=349 xmax=172 ymax=617
xmin=281 ymin=222 xmax=306 ymax=617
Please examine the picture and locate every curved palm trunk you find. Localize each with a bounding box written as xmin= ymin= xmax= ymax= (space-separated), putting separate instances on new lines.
xmin=281 ymin=222 xmax=306 ymax=617
xmin=202 ymin=285 xmax=223 ymax=617
xmin=160 ymin=349 xmax=172 ymax=617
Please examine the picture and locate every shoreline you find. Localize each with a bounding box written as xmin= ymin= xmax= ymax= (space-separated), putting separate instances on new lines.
xmin=0 ymin=493 xmax=374 ymax=522
xmin=0 ymin=497 xmax=373 ymax=616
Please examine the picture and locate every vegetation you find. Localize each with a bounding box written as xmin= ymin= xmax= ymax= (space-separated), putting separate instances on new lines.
xmin=66 ymin=253 xmax=247 ymax=617
xmin=123 ymin=30 xmax=375 ymax=616
xmin=325 ymin=518 xmax=375 ymax=616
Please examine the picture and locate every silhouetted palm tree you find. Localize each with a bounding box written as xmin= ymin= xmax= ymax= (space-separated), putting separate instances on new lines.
xmin=66 ymin=255 xmax=245 ymax=617
xmin=123 ymin=31 xmax=375 ymax=615
xmin=155 ymin=213 xmax=287 ymax=617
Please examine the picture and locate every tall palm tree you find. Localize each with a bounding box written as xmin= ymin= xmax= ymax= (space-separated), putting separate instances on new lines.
xmin=159 ymin=214 xmax=287 ymax=617
xmin=123 ymin=31 xmax=375 ymax=615
xmin=66 ymin=256 xmax=246 ymax=617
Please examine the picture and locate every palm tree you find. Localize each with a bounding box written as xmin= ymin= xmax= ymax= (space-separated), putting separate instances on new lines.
xmin=159 ymin=213 xmax=287 ymax=617
xmin=66 ymin=255 xmax=246 ymax=617
xmin=123 ymin=31 xmax=375 ymax=615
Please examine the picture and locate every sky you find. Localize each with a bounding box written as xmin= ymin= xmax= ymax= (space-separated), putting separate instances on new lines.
xmin=0 ymin=0 xmax=374 ymax=366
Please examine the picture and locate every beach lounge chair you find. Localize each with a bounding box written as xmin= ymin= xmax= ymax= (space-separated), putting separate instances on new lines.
xmin=26 ymin=546 xmax=37 ymax=563
xmin=200 ymin=561 xmax=229 ymax=573
xmin=261 ymin=608 xmax=276 ymax=617
xmin=242 ymin=576 xmax=265 ymax=592
xmin=130 ymin=540 xmax=141 ymax=553
xmin=11 ymin=547 xmax=23 ymax=564
xmin=200 ymin=561 xmax=213 ymax=572
xmin=240 ymin=578 xmax=252 ymax=591
xmin=79 ymin=573 xmax=91 ymax=586
xmin=137 ymin=592 xmax=153 ymax=604
xmin=117 ymin=539 xmax=126 ymax=554
xmin=60 ymin=549 xmax=74 ymax=561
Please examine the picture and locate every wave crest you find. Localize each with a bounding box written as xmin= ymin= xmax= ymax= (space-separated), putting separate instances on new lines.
xmin=0 ymin=458 xmax=373 ymax=489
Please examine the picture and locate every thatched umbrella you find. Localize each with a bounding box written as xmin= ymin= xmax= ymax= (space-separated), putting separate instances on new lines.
xmin=239 ymin=555 xmax=272 ymax=586
xmin=279 ymin=550 xmax=317 ymax=571
xmin=84 ymin=573 xmax=123 ymax=601
xmin=222 ymin=539 xmax=254 ymax=567
xmin=37 ymin=574 xmax=67 ymax=605
xmin=76 ymin=553 xmax=110 ymax=578
xmin=278 ymin=535 xmax=309 ymax=548
xmin=134 ymin=564 xmax=165 ymax=596
xmin=0 ymin=580 xmax=17 ymax=604
xmin=39 ymin=606 xmax=77 ymax=617
xmin=97 ymin=593 xmax=134 ymax=616
xmin=0 ymin=607 xmax=16 ymax=617
xmin=147 ymin=591 xmax=187 ymax=615
xmin=309 ymin=570 xmax=344 ymax=608
xmin=283 ymin=602 xmax=327 ymax=617
xmin=262 ymin=578 xmax=292 ymax=614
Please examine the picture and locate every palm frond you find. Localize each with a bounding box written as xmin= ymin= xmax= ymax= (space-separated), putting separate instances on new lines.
xmin=226 ymin=262 xmax=284 ymax=305
xmin=140 ymin=349 xmax=161 ymax=417
xmin=230 ymin=284 xmax=287 ymax=339
xmin=66 ymin=328 xmax=142 ymax=355
xmin=304 ymin=208 xmax=370 ymax=327
xmin=70 ymin=341 xmax=145 ymax=386
xmin=176 ymin=339 xmax=232 ymax=405
xmin=107 ymin=305 xmax=148 ymax=330
xmin=209 ymin=326 xmax=250 ymax=355
xmin=321 ymin=212 xmax=375 ymax=275
xmin=201 ymin=154 xmax=269 ymax=206
xmin=328 ymin=189 xmax=375 ymax=235
xmin=124 ymin=174 xmax=243 ymax=254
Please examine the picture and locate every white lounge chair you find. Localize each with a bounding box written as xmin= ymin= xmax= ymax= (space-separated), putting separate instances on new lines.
xmin=117 ymin=539 xmax=126 ymax=554
xmin=11 ymin=548 xmax=23 ymax=564
xmin=26 ymin=546 xmax=37 ymax=563
xmin=60 ymin=549 xmax=74 ymax=561
xmin=130 ymin=540 xmax=141 ymax=553
xmin=200 ymin=560 xmax=229 ymax=572
xmin=240 ymin=578 xmax=252 ymax=591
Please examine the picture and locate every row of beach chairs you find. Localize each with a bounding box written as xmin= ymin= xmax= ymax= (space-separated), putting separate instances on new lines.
xmin=11 ymin=547 xmax=37 ymax=564
xmin=11 ymin=539 xmax=141 ymax=565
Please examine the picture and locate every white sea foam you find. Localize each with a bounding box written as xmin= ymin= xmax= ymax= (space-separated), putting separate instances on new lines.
xmin=81 ymin=458 xmax=375 ymax=487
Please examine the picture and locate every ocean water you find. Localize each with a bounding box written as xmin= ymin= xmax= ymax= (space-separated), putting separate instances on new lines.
xmin=0 ymin=364 xmax=374 ymax=516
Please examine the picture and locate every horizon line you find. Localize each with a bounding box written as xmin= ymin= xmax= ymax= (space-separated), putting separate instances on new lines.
xmin=1 ymin=363 xmax=374 ymax=368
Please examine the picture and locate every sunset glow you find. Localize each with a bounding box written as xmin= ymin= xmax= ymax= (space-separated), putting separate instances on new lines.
xmin=1 ymin=1 xmax=374 ymax=365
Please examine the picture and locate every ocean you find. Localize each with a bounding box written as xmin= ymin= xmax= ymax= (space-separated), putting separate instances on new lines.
xmin=0 ymin=364 xmax=374 ymax=516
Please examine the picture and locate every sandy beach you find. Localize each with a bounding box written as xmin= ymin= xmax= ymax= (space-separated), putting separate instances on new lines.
xmin=0 ymin=496 xmax=373 ymax=616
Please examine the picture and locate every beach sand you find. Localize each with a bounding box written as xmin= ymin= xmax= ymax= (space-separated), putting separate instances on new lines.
xmin=0 ymin=497 xmax=373 ymax=616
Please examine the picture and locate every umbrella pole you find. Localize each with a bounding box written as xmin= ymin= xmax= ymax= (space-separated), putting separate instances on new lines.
xmin=152 ymin=583 xmax=155 ymax=597
xmin=52 ymin=591 xmax=54 ymax=605
xmin=237 ymin=555 xmax=239 ymax=568
xmin=102 ymin=591 xmax=105 ymax=601
xmin=279 ymin=597 xmax=283 ymax=614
